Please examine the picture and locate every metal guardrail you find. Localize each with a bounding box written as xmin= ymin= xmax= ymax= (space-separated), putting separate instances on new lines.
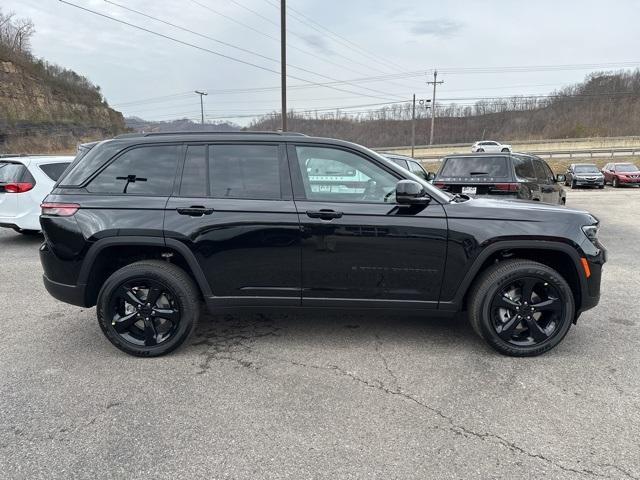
xmin=405 ymin=147 xmax=640 ymax=161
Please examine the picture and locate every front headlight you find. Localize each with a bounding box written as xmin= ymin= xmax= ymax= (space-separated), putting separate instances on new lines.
xmin=582 ymin=225 xmax=599 ymax=244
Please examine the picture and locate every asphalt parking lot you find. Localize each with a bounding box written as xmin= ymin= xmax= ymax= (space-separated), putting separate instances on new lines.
xmin=1 ymin=187 xmax=639 ymax=480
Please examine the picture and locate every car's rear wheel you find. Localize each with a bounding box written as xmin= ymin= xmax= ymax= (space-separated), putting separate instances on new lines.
xmin=468 ymin=259 xmax=574 ymax=357
xmin=97 ymin=260 xmax=200 ymax=357
xmin=613 ymin=177 xmax=620 ymax=188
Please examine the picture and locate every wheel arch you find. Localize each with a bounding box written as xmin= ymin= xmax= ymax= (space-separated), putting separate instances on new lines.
xmin=79 ymin=237 xmax=212 ymax=307
xmin=441 ymin=241 xmax=587 ymax=314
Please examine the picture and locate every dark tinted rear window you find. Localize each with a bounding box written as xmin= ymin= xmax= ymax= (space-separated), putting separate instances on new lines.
xmin=439 ymin=156 xmax=509 ymax=178
xmin=40 ymin=163 xmax=71 ymax=181
xmin=87 ymin=145 xmax=178 ymax=195
xmin=210 ymin=144 xmax=281 ymax=199
xmin=0 ymin=162 xmax=27 ymax=183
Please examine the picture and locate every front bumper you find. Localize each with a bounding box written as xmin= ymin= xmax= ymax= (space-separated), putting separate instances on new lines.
xmin=573 ymin=177 xmax=604 ymax=186
xmin=577 ymin=242 xmax=606 ymax=316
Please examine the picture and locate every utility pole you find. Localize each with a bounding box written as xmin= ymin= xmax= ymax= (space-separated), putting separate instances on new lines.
xmin=280 ymin=0 xmax=287 ymax=131
xmin=426 ymin=70 xmax=444 ymax=145
xmin=411 ymin=94 xmax=416 ymax=157
xmin=411 ymin=96 xmax=430 ymax=157
xmin=194 ymin=90 xmax=207 ymax=125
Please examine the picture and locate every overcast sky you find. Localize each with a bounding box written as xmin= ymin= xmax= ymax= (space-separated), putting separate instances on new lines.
xmin=4 ymin=0 xmax=640 ymax=125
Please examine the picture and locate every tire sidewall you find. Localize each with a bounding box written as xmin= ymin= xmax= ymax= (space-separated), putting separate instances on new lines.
xmin=477 ymin=265 xmax=575 ymax=356
xmin=97 ymin=266 xmax=197 ymax=357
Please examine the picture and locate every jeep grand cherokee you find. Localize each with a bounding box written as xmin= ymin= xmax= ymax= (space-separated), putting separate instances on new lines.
xmin=39 ymin=132 xmax=605 ymax=357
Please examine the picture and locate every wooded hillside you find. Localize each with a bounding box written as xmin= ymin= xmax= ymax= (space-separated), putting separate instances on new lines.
xmin=250 ymin=70 xmax=640 ymax=148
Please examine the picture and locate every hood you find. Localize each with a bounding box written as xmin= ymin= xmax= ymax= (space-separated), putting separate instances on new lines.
xmin=446 ymin=196 xmax=595 ymax=223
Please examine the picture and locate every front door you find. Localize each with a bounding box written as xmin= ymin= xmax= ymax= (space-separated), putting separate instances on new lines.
xmin=164 ymin=143 xmax=301 ymax=307
xmin=288 ymin=144 xmax=448 ymax=309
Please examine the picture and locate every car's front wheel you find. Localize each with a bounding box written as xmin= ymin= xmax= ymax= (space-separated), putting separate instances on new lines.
xmin=501 ymin=148 xmax=510 ymax=152
xmin=468 ymin=259 xmax=574 ymax=356
xmin=613 ymin=177 xmax=620 ymax=188
xmin=97 ymin=260 xmax=200 ymax=357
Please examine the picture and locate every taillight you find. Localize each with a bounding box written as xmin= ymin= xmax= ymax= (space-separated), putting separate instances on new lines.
xmin=492 ymin=183 xmax=519 ymax=192
xmin=434 ymin=182 xmax=447 ymax=189
xmin=41 ymin=202 xmax=80 ymax=217
xmin=4 ymin=182 xmax=34 ymax=193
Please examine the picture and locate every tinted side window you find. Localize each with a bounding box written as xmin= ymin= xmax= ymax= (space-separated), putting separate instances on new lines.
xmin=295 ymin=146 xmax=397 ymax=203
xmin=408 ymin=160 xmax=427 ymax=180
xmin=210 ymin=144 xmax=281 ymax=200
xmin=40 ymin=163 xmax=71 ymax=181
xmin=87 ymin=145 xmax=178 ymax=195
xmin=513 ymin=157 xmax=536 ymax=180
xmin=390 ymin=158 xmax=409 ymax=169
xmin=541 ymin=161 xmax=555 ymax=181
xmin=180 ymin=145 xmax=207 ymax=197
xmin=533 ymin=160 xmax=549 ymax=182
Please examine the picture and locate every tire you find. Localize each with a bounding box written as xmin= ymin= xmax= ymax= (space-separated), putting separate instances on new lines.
xmin=477 ymin=148 xmax=484 ymax=152
xmin=468 ymin=259 xmax=574 ymax=357
xmin=12 ymin=228 xmax=41 ymax=235
xmin=570 ymin=180 xmax=576 ymax=189
xmin=612 ymin=177 xmax=620 ymax=188
xmin=97 ymin=260 xmax=200 ymax=357
xmin=598 ymin=185 xmax=604 ymax=189
xmin=501 ymin=148 xmax=510 ymax=152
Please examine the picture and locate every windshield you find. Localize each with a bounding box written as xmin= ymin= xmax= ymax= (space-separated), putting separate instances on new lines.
xmin=574 ymin=165 xmax=600 ymax=173
xmin=616 ymin=164 xmax=639 ymax=172
xmin=439 ymin=156 xmax=509 ymax=178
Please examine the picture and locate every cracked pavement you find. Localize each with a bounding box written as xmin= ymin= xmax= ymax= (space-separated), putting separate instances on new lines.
xmin=1 ymin=187 xmax=639 ymax=479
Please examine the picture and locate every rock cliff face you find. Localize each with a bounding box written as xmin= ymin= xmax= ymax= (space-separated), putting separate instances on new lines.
xmin=0 ymin=59 xmax=125 ymax=153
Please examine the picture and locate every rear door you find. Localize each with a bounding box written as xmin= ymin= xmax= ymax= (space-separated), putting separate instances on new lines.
xmin=164 ymin=142 xmax=301 ymax=306
xmin=532 ymin=158 xmax=558 ymax=203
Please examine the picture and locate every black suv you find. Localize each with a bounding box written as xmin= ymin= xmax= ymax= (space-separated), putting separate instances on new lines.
xmin=433 ymin=153 xmax=566 ymax=204
xmin=40 ymin=132 xmax=605 ymax=357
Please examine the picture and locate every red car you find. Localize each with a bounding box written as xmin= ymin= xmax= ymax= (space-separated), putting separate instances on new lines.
xmin=601 ymin=162 xmax=640 ymax=187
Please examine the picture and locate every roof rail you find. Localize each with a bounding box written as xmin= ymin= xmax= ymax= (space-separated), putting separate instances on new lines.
xmin=115 ymin=131 xmax=307 ymax=139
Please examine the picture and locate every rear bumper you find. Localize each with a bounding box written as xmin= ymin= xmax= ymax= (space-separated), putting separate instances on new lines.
xmin=43 ymin=275 xmax=88 ymax=307
xmin=0 ymin=212 xmax=41 ymax=231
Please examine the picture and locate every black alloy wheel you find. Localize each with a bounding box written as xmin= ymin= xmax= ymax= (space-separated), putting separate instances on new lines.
xmin=468 ymin=259 xmax=574 ymax=356
xmin=108 ymin=279 xmax=180 ymax=347
xmin=97 ymin=260 xmax=199 ymax=357
xmin=489 ymin=277 xmax=563 ymax=347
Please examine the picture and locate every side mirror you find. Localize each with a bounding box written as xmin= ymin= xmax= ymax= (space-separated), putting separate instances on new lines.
xmin=396 ymin=180 xmax=430 ymax=205
xmin=426 ymin=172 xmax=436 ymax=182
xmin=556 ymin=174 xmax=566 ymax=183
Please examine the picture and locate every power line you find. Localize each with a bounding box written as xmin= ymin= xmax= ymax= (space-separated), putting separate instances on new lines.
xmin=188 ymin=0 xmax=380 ymax=79
xmin=226 ymin=0 xmax=408 ymax=79
xmin=262 ymin=0 xmax=409 ymax=72
xmin=102 ymin=0 xmax=403 ymax=100
xmin=58 ymin=0 xmax=404 ymax=101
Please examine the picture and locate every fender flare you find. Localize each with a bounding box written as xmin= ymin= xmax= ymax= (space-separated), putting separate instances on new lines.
xmin=439 ymin=240 xmax=587 ymax=311
xmin=78 ymin=236 xmax=212 ymax=297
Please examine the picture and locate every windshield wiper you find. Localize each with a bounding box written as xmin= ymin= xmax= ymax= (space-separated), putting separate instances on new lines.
xmin=469 ymin=171 xmax=489 ymax=175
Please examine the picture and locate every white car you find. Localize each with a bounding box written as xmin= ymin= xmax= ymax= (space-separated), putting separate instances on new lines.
xmin=0 ymin=155 xmax=74 ymax=234
xmin=471 ymin=140 xmax=512 ymax=153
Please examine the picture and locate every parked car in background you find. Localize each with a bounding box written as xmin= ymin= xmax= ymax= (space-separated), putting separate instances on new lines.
xmin=382 ymin=153 xmax=430 ymax=181
xmin=471 ymin=140 xmax=512 ymax=153
xmin=601 ymin=162 xmax=640 ymax=187
xmin=0 ymin=155 xmax=73 ymax=234
xmin=39 ymin=132 xmax=604 ymax=358
xmin=432 ymin=153 xmax=566 ymax=204
xmin=564 ymin=163 xmax=605 ymax=189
